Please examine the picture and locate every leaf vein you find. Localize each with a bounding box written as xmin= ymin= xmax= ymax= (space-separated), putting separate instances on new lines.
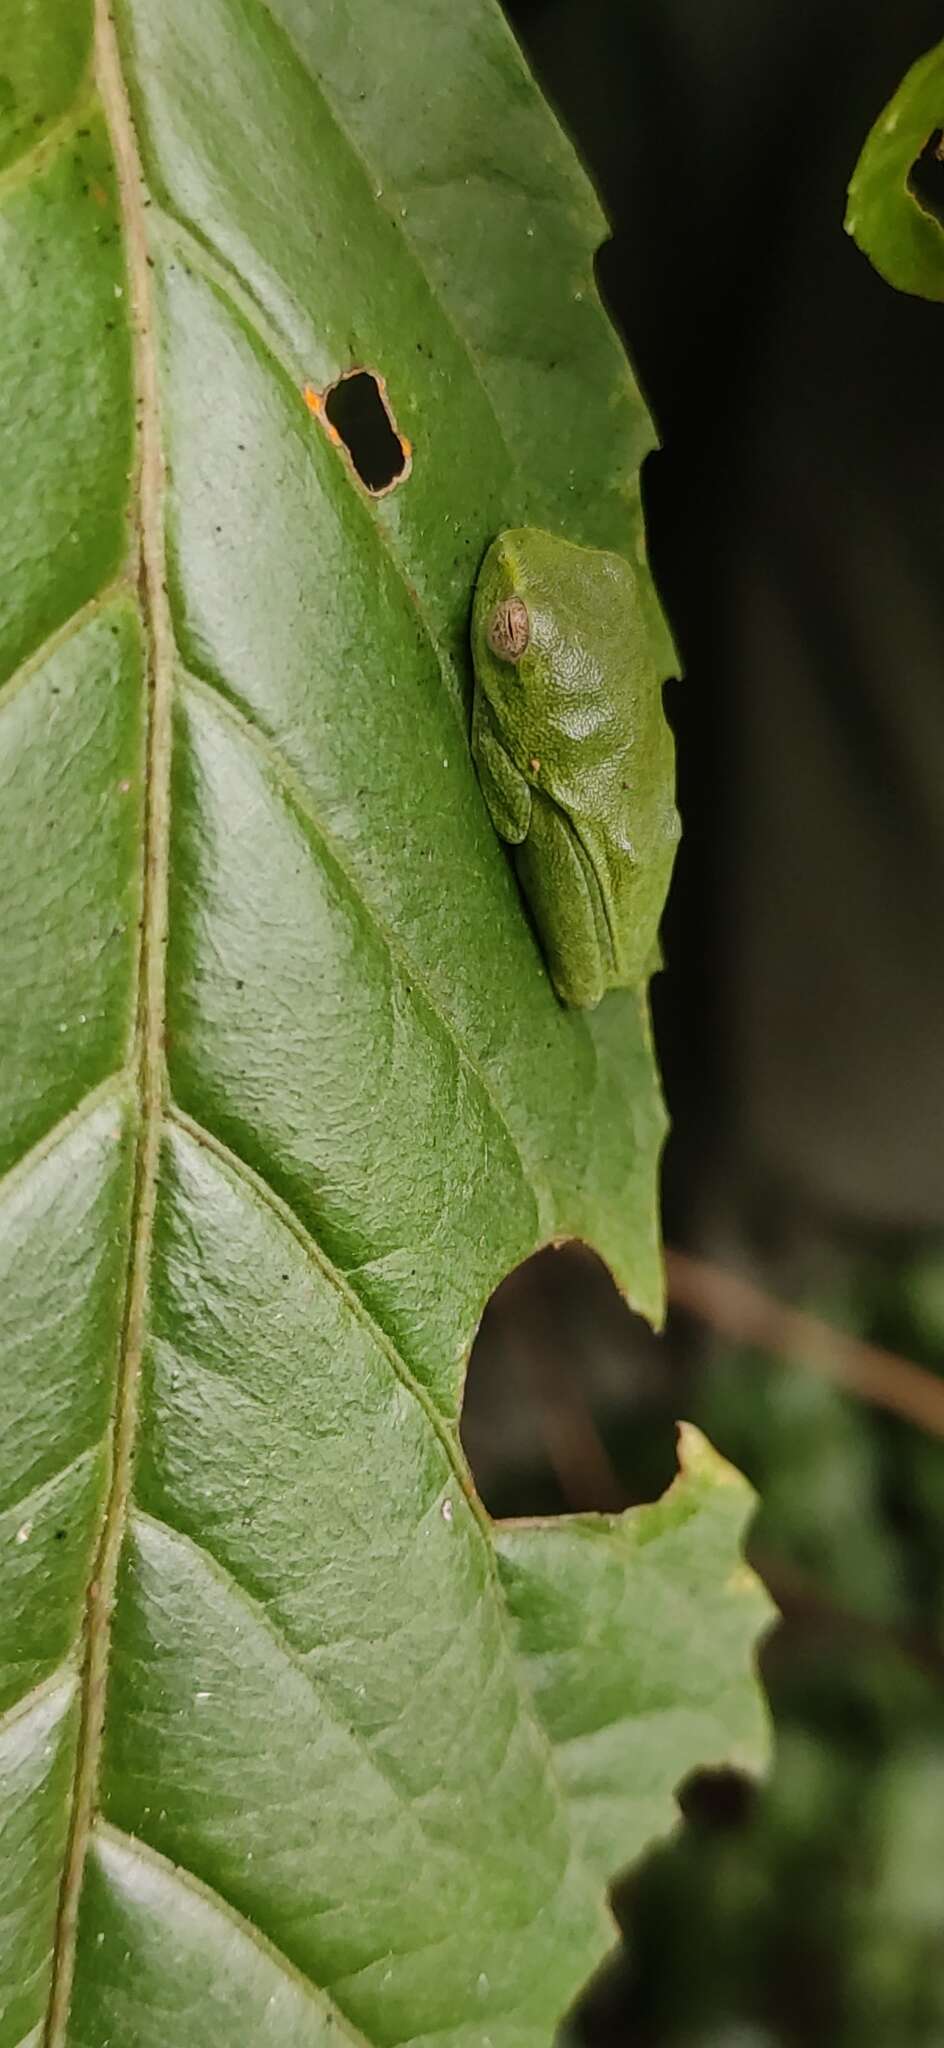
xmin=250 ymin=0 xmax=528 ymax=491
xmin=178 ymin=668 xmax=545 ymax=1232
xmin=0 ymin=82 xmax=98 ymax=204
xmin=0 ymin=1664 xmax=79 ymax=1742
xmin=0 ymin=1437 xmax=108 ymax=1535
xmin=0 ymin=579 xmax=134 ymax=713
xmin=0 ymin=1075 xmax=129 ymax=1204
xmin=43 ymin=5 xmax=175 ymax=2037
xmin=130 ymin=1506 xmax=484 ymax=1850
xmin=91 ymin=1820 xmax=373 ymax=2046
xmin=137 ymin=202 xmax=474 ymax=731
xmin=165 ymin=1106 xmax=490 ymax=1530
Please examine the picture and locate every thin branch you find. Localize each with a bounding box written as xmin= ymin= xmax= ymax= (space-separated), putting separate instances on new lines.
xmin=525 ymin=1343 xmax=627 ymax=1513
xmin=752 ymin=1548 xmax=944 ymax=1683
xmin=666 ymin=1246 xmax=944 ymax=1440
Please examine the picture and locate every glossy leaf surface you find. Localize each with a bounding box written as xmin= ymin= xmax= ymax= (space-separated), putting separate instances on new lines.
xmin=0 ymin=3 xmax=768 ymax=2042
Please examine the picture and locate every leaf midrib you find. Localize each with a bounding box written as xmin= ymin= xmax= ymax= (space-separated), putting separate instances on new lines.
xmin=42 ymin=2 xmax=174 ymax=2036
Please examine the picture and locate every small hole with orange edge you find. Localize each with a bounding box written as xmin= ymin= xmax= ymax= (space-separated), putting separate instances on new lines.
xmin=303 ymin=369 xmax=411 ymax=494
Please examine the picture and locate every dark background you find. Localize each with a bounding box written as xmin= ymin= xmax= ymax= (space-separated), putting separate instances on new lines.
xmin=464 ymin=4 xmax=944 ymax=2042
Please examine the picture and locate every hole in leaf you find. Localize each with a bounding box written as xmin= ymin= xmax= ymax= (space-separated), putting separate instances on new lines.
xmin=321 ymin=369 xmax=411 ymax=493
xmin=462 ymin=1243 xmax=679 ymax=1517
xmin=677 ymin=1765 xmax=757 ymax=1831
xmin=907 ymin=128 xmax=944 ymax=227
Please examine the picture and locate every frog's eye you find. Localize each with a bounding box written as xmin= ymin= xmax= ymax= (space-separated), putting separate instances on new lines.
xmin=487 ymin=595 xmax=530 ymax=662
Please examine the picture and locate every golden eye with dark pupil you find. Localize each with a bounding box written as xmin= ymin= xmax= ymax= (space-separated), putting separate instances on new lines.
xmin=487 ymin=595 xmax=530 ymax=662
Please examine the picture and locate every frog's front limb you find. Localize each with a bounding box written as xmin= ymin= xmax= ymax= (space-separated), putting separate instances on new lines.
xmin=471 ymin=691 xmax=532 ymax=844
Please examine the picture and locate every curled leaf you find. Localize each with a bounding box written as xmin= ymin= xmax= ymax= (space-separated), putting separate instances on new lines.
xmin=846 ymin=40 xmax=944 ymax=300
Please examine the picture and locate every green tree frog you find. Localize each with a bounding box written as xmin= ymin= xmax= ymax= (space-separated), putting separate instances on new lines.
xmin=471 ymin=527 xmax=680 ymax=1008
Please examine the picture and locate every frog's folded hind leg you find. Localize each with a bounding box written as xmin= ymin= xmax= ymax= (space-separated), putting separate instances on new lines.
xmin=515 ymin=795 xmax=610 ymax=1008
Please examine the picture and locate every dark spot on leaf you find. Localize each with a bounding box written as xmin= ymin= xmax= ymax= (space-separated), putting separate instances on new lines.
xmin=907 ymin=128 xmax=944 ymax=227
xmin=54 ymin=1528 xmax=67 ymax=1542
xmin=321 ymin=369 xmax=411 ymax=494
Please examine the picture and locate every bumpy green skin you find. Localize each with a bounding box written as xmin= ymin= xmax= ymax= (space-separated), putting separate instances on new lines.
xmin=471 ymin=528 xmax=679 ymax=1007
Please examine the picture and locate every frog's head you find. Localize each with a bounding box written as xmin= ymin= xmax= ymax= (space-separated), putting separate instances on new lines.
xmin=470 ymin=528 xmax=569 ymax=739
xmin=473 ymin=523 xmax=650 ymax=761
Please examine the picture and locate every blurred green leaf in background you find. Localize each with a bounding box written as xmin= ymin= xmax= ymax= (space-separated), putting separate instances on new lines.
xmin=847 ymin=39 xmax=944 ymax=300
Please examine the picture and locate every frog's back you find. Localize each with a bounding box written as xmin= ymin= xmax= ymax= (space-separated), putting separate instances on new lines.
xmin=510 ymin=540 xmax=664 ymax=804
xmin=548 ymin=543 xmax=678 ymax=989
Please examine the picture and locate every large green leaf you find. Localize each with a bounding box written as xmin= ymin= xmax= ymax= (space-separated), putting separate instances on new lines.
xmin=846 ymin=39 xmax=944 ymax=300
xmin=0 ymin=2 xmax=769 ymax=2041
